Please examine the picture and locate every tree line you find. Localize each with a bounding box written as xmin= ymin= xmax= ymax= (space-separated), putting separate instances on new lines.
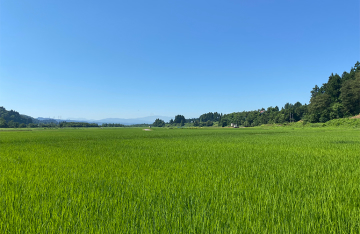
xmin=223 ymin=62 xmax=360 ymax=126
xmin=1 ymin=61 xmax=359 ymax=128
xmin=60 ymin=122 xmax=99 ymax=128
xmin=154 ymin=61 xmax=360 ymax=127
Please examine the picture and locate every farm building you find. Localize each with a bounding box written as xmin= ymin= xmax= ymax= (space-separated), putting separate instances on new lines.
xmin=231 ymin=123 xmax=239 ymax=128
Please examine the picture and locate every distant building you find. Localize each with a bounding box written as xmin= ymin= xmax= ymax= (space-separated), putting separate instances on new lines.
xmin=231 ymin=123 xmax=239 ymax=128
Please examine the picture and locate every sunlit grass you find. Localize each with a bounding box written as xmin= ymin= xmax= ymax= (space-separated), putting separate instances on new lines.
xmin=1 ymin=127 xmax=359 ymax=232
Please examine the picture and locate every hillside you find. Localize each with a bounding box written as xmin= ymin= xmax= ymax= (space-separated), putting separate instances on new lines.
xmin=0 ymin=107 xmax=34 ymax=128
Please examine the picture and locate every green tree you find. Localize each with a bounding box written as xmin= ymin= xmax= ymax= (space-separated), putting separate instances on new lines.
xmin=325 ymin=73 xmax=342 ymax=101
xmin=340 ymin=73 xmax=360 ymax=115
xmin=206 ymin=120 xmax=213 ymax=126
xmin=0 ymin=118 xmax=8 ymax=128
xmin=153 ymin=118 xmax=165 ymax=127
xmin=329 ymin=102 xmax=344 ymax=119
xmin=199 ymin=112 xmax=221 ymax=122
xmin=27 ymin=123 xmax=38 ymax=128
xmin=174 ymin=115 xmax=186 ymax=124
xmin=308 ymin=94 xmax=331 ymax=122
xmin=310 ymin=85 xmax=320 ymax=99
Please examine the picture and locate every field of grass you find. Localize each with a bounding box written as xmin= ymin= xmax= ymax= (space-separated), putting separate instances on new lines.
xmin=1 ymin=127 xmax=360 ymax=233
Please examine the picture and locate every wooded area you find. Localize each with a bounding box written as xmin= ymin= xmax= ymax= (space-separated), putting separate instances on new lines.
xmin=166 ymin=61 xmax=360 ymax=127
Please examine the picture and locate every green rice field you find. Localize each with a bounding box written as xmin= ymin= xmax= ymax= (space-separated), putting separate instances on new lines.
xmin=1 ymin=127 xmax=360 ymax=233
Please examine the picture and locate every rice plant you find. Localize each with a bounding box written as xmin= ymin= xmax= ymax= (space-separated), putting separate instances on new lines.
xmin=0 ymin=127 xmax=359 ymax=233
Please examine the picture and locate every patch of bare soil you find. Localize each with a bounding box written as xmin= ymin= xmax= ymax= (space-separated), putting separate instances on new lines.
xmin=350 ymin=114 xmax=360 ymax=119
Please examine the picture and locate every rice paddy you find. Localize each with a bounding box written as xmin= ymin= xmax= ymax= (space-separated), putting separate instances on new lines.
xmin=1 ymin=127 xmax=359 ymax=233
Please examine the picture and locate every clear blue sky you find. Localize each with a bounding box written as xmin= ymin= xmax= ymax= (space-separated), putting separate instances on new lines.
xmin=1 ymin=0 xmax=359 ymax=119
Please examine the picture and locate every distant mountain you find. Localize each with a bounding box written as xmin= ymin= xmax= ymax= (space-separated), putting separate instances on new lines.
xmin=1 ymin=105 xmax=174 ymax=126
xmin=37 ymin=117 xmax=87 ymax=124
xmin=95 ymin=116 xmax=173 ymax=125
xmin=66 ymin=117 xmax=96 ymax=121
xmin=36 ymin=116 xmax=173 ymax=125
xmin=37 ymin=117 xmax=58 ymax=121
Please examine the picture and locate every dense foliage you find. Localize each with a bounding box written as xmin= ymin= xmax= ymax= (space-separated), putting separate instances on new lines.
xmin=60 ymin=122 xmax=99 ymax=128
xmin=101 ymin=123 xmax=125 ymax=127
xmin=173 ymin=115 xmax=186 ymax=125
xmin=307 ymin=62 xmax=360 ymax=122
xmin=0 ymin=107 xmax=33 ymax=128
xmin=219 ymin=102 xmax=307 ymax=127
xmin=219 ymin=62 xmax=360 ymax=127
xmin=152 ymin=118 xmax=165 ymax=127
xmin=199 ymin=112 xmax=221 ymax=122
xmin=323 ymin=118 xmax=360 ymax=128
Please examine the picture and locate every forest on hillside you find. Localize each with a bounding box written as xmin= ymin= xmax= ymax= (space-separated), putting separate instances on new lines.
xmin=0 ymin=107 xmax=34 ymax=128
xmin=217 ymin=61 xmax=360 ymax=127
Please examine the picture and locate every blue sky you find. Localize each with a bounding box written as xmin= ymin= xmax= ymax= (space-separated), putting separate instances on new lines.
xmin=1 ymin=0 xmax=359 ymax=119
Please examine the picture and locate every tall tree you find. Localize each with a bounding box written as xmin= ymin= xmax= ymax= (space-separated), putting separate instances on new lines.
xmin=174 ymin=115 xmax=186 ymax=124
xmin=308 ymin=94 xmax=331 ymax=122
xmin=340 ymin=73 xmax=360 ymax=115
xmin=153 ymin=118 xmax=165 ymax=127
xmin=310 ymin=85 xmax=320 ymax=99
xmin=325 ymin=73 xmax=341 ymax=101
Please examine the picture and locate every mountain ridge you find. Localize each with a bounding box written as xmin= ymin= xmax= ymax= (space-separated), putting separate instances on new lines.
xmin=36 ymin=115 xmax=173 ymax=125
